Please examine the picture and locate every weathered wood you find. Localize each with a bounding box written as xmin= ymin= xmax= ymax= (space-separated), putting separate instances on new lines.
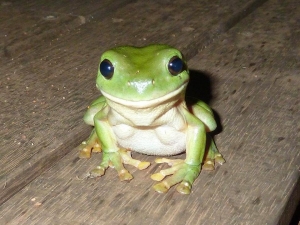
xmin=187 ymin=1 xmax=300 ymax=223
xmin=0 ymin=0 xmax=299 ymax=224
xmin=0 ymin=0 xmax=269 ymax=205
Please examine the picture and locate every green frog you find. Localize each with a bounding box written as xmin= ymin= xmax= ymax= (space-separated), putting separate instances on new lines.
xmin=79 ymin=44 xmax=224 ymax=194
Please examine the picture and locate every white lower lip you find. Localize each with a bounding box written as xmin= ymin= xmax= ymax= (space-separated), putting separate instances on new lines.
xmin=101 ymin=83 xmax=187 ymax=108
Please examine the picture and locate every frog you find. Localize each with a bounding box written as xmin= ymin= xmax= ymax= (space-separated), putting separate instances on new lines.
xmin=79 ymin=44 xmax=225 ymax=194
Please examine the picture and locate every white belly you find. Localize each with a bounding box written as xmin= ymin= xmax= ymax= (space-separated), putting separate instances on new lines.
xmin=112 ymin=124 xmax=186 ymax=156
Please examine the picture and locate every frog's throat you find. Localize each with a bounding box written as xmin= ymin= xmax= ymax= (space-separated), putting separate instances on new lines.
xmin=101 ymin=84 xmax=187 ymax=109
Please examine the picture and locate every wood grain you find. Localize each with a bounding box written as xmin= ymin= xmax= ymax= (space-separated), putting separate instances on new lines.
xmin=1 ymin=0 xmax=299 ymax=224
xmin=0 ymin=0 xmax=268 ymax=205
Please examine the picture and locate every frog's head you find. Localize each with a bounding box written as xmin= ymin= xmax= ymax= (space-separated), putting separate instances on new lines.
xmin=96 ymin=44 xmax=189 ymax=108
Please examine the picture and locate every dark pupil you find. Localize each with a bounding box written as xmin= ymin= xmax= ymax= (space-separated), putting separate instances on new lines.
xmin=168 ymin=57 xmax=183 ymax=75
xmin=100 ymin=59 xmax=114 ymax=79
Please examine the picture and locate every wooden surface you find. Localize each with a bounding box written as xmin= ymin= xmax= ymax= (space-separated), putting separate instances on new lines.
xmin=0 ymin=0 xmax=299 ymax=224
xmin=0 ymin=0 xmax=268 ymax=204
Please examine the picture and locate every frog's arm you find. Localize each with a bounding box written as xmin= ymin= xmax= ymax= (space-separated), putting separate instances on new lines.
xmin=184 ymin=109 xmax=206 ymax=165
xmin=93 ymin=107 xmax=118 ymax=153
xmin=78 ymin=96 xmax=107 ymax=158
xmin=152 ymin=106 xmax=206 ymax=194
xmin=192 ymin=101 xmax=225 ymax=170
xmin=83 ymin=95 xmax=107 ymax=126
xmin=191 ymin=101 xmax=216 ymax=132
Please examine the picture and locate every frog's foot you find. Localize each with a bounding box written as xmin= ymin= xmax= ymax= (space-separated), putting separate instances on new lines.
xmin=202 ymin=153 xmax=225 ymax=171
xmin=151 ymin=158 xmax=200 ymax=195
xmin=78 ymin=140 xmax=101 ymax=159
xmin=119 ymin=149 xmax=151 ymax=170
xmin=89 ymin=150 xmax=150 ymax=181
xmin=78 ymin=129 xmax=102 ymax=159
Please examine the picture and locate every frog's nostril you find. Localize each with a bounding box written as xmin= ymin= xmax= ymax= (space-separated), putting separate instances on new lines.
xmin=152 ymin=79 xmax=155 ymax=85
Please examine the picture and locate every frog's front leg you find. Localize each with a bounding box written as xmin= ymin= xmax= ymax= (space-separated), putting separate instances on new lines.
xmin=191 ymin=100 xmax=225 ymax=170
xmin=151 ymin=109 xmax=206 ymax=194
xmin=89 ymin=110 xmax=150 ymax=181
xmin=78 ymin=96 xmax=107 ymax=158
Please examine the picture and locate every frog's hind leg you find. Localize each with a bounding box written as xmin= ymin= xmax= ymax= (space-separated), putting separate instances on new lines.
xmin=202 ymin=135 xmax=225 ymax=170
xmin=89 ymin=149 xmax=151 ymax=181
xmin=78 ymin=129 xmax=102 ymax=158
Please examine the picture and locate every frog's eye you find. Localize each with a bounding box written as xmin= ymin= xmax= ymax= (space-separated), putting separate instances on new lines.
xmin=100 ymin=59 xmax=114 ymax=79
xmin=168 ymin=56 xmax=184 ymax=76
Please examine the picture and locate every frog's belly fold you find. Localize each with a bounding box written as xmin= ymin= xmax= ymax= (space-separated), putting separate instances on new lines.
xmin=112 ymin=124 xmax=186 ymax=155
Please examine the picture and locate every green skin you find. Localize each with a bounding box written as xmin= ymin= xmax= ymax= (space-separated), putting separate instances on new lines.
xmin=79 ymin=44 xmax=224 ymax=194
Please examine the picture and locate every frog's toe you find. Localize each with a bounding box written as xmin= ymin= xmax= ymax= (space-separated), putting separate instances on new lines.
xmin=78 ymin=140 xmax=102 ymax=159
xmin=108 ymin=151 xmax=135 ymax=181
xmin=155 ymin=158 xmax=183 ymax=166
xmin=215 ymin=153 xmax=225 ymax=165
xmin=119 ymin=149 xmax=150 ymax=170
xmin=152 ymin=161 xmax=200 ymax=194
xmin=118 ymin=169 xmax=133 ymax=181
xmin=153 ymin=182 xmax=170 ymax=194
xmin=202 ymin=153 xmax=226 ymax=170
xmin=151 ymin=172 xmax=165 ymax=181
xmin=89 ymin=166 xmax=105 ymax=178
xmin=79 ymin=146 xmax=92 ymax=159
xmin=138 ymin=161 xmax=151 ymax=170
xmin=152 ymin=172 xmax=183 ymax=194
xmin=176 ymin=181 xmax=192 ymax=195
xmin=79 ymin=130 xmax=102 ymax=158
xmin=202 ymin=158 xmax=215 ymax=171
xmin=151 ymin=164 xmax=182 ymax=181
xmin=92 ymin=143 xmax=101 ymax=153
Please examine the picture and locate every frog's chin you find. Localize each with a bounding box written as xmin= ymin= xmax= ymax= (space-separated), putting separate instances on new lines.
xmin=101 ymin=84 xmax=187 ymax=109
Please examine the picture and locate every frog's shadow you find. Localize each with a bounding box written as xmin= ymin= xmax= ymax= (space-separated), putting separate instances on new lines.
xmin=186 ymin=70 xmax=223 ymax=135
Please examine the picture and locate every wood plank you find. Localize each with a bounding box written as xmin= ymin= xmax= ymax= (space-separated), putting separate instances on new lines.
xmin=13 ymin=0 xmax=136 ymax=19
xmin=0 ymin=0 xmax=268 ymax=204
xmin=0 ymin=0 xmax=298 ymax=224
xmin=187 ymin=1 xmax=300 ymax=223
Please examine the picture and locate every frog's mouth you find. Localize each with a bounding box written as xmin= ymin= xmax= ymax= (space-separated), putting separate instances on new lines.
xmin=101 ymin=83 xmax=187 ymax=108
